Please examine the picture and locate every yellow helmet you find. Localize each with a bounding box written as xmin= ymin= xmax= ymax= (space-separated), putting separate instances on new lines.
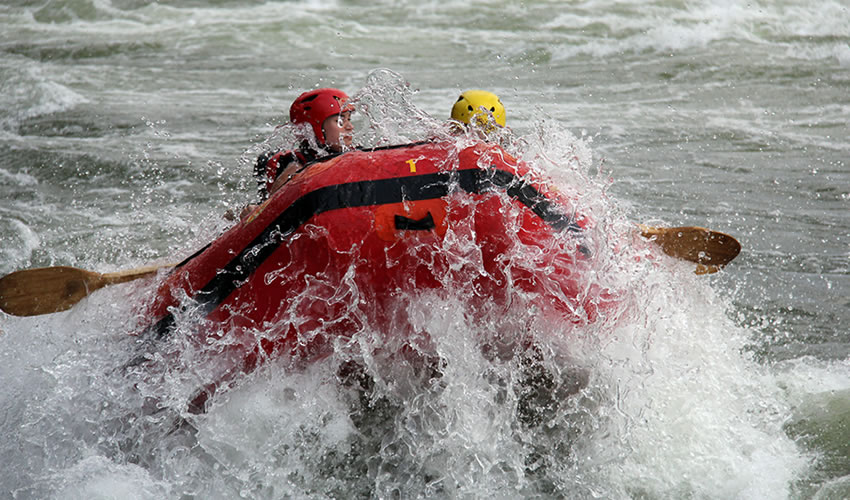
xmin=451 ymin=90 xmax=506 ymax=129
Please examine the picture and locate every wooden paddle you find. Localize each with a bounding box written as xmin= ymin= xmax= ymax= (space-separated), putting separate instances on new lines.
xmin=0 ymin=226 xmax=740 ymax=317
xmin=638 ymin=225 xmax=741 ymax=274
xmin=0 ymin=263 xmax=174 ymax=317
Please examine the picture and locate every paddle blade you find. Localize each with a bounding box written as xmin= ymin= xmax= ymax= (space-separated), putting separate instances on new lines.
xmin=0 ymin=263 xmax=170 ymax=317
xmin=639 ymin=225 xmax=741 ymax=273
xmin=0 ymin=266 xmax=106 ymax=317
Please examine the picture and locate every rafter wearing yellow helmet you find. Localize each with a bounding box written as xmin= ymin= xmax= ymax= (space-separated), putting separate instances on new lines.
xmin=451 ymin=90 xmax=506 ymax=131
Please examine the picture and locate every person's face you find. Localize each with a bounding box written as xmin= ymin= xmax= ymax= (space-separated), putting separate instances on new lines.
xmin=322 ymin=111 xmax=354 ymax=152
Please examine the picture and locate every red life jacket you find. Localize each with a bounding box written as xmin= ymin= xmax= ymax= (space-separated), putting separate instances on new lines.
xmin=254 ymin=149 xmax=311 ymax=200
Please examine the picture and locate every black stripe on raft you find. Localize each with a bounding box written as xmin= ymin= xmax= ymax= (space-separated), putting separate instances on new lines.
xmin=148 ymin=166 xmax=586 ymax=338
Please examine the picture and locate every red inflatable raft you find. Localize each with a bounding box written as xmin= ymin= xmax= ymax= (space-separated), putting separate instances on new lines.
xmin=139 ymin=140 xmax=598 ymax=400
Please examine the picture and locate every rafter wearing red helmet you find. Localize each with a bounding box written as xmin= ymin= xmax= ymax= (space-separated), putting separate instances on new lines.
xmin=254 ymin=88 xmax=354 ymax=201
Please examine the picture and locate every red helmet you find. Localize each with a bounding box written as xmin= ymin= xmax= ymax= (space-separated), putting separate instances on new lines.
xmin=289 ymin=88 xmax=352 ymax=146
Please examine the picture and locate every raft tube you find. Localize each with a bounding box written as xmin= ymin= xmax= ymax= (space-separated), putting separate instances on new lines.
xmin=139 ymin=140 xmax=597 ymax=390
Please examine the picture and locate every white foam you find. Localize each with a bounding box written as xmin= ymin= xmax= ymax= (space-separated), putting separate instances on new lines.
xmin=0 ymin=167 xmax=38 ymax=186
xmin=0 ymin=218 xmax=41 ymax=266
xmin=586 ymin=270 xmax=808 ymax=498
xmin=0 ymin=60 xmax=87 ymax=131
xmin=540 ymin=0 xmax=848 ymax=61
xmin=51 ymin=456 xmax=170 ymax=500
